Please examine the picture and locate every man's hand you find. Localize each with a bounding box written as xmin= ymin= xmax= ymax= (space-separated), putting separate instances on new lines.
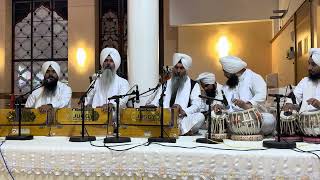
xmin=307 ymin=98 xmax=320 ymax=109
xmin=172 ymin=104 xmax=186 ymax=118
xmin=283 ymin=103 xmax=295 ymax=112
xmin=212 ymin=104 xmax=224 ymax=113
xmin=232 ymin=99 xmax=252 ymax=110
xmin=38 ymin=104 xmax=53 ymax=114
xmin=98 ymin=103 xmax=114 ymax=112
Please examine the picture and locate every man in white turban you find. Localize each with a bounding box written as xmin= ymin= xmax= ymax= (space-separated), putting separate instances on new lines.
xmin=284 ymin=48 xmax=320 ymax=113
xmin=196 ymin=72 xmax=223 ymax=112
xmin=25 ymin=61 xmax=72 ymax=113
xmin=218 ymin=55 xmax=275 ymax=135
xmin=85 ymin=48 xmax=129 ymax=109
xmin=149 ymin=53 xmax=204 ymax=135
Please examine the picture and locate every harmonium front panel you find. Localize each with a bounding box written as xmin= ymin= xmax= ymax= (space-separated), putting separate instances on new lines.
xmin=119 ymin=107 xmax=179 ymax=138
xmin=51 ymin=108 xmax=113 ymax=136
xmin=0 ymin=108 xmax=50 ymax=136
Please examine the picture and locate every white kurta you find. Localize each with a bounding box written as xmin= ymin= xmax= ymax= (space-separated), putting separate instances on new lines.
xmin=150 ymin=77 xmax=205 ymax=135
xmin=25 ymin=81 xmax=72 ymax=108
xmin=85 ymin=75 xmax=130 ymax=108
xmin=287 ymin=77 xmax=320 ymax=113
xmin=222 ymin=69 xmax=274 ymax=135
xmin=200 ymin=83 xmax=223 ymax=112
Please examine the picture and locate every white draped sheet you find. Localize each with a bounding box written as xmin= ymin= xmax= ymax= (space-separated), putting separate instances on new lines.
xmin=0 ymin=136 xmax=319 ymax=179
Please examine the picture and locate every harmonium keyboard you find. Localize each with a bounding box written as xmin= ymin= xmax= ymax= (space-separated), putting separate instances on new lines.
xmin=0 ymin=107 xmax=179 ymax=138
xmin=119 ymin=107 xmax=179 ymax=138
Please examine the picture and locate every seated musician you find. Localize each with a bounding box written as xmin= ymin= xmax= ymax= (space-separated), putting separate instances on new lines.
xmin=196 ymin=72 xmax=223 ymax=114
xmin=148 ymin=53 xmax=205 ymax=135
xmin=85 ymin=48 xmax=129 ymax=111
xmin=25 ymin=61 xmax=72 ymax=113
xmin=283 ymin=48 xmax=320 ymax=113
xmin=214 ymin=55 xmax=275 ymax=135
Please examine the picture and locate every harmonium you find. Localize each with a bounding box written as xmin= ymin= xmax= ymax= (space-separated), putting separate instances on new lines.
xmin=0 ymin=108 xmax=113 ymax=137
xmin=0 ymin=107 xmax=179 ymax=138
xmin=119 ymin=107 xmax=179 ymax=138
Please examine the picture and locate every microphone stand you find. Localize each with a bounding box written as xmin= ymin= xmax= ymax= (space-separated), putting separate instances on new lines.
xmin=69 ymin=74 xmax=101 ymax=142
xmin=263 ymin=94 xmax=296 ymax=149
xmin=127 ymin=83 xmax=160 ymax=106
xmin=6 ymin=84 xmax=43 ymax=140
xmin=148 ymin=81 xmax=176 ymax=143
xmin=104 ymin=91 xmax=136 ymax=143
xmin=196 ymin=95 xmax=224 ymax=144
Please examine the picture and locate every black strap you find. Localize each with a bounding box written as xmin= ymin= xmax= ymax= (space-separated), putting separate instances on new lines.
xmin=170 ymin=79 xmax=196 ymax=107
xmin=188 ymin=79 xmax=197 ymax=107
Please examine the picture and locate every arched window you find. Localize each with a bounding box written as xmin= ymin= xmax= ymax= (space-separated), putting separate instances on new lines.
xmin=12 ymin=0 xmax=68 ymax=94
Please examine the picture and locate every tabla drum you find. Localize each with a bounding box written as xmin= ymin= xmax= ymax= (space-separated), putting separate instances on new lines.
xmin=280 ymin=111 xmax=299 ymax=136
xmin=227 ymin=108 xmax=263 ymax=141
xmin=209 ymin=111 xmax=228 ymax=140
xmin=299 ymin=110 xmax=320 ymax=144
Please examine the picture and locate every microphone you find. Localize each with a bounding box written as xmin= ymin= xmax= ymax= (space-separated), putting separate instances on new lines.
xmin=221 ymin=90 xmax=229 ymax=106
xmin=135 ymin=85 xmax=140 ymax=103
xmin=199 ymin=95 xmax=220 ymax=101
xmin=289 ymin=85 xmax=297 ymax=104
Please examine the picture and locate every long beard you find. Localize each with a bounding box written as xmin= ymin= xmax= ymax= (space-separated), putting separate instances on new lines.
xmin=206 ymin=88 xmax=217 ymax=98
xmin=226 ymin=74 xmax=239 ymax=89
xmin=99 ymin=68 xmax=115 ymax=94
xmin=43 ymin=78 xmax=58 ymax=98
xmin=171 ymin=73 xmax=187 ymax=96
xmin=43 ymin=77 xmax=58 ymax=94
xmin=308 ymin=72 xmax=320 ymax=82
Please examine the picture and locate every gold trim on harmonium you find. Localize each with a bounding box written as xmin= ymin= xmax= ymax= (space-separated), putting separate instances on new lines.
xmin=120 ymin=107 xmax=178 ymax=126
xmin=0 ymin=108 xmax=47 ymax=125
xmin=55 ymin=108 xmax=111 ymax=125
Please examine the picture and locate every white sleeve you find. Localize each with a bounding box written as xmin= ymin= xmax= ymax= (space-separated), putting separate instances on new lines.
xmin=184 ymin=83 xmax=201 ymax=115
xmin=85 ymin=81 xmax=97 ymax=106
xmin=248 ymin=74 xmax=267 ymax=105
xmin=25 ymin=93 xmax=36 ymax=108
xmin=51 ymin=85 xmax=72 ymax=108
xmin=148 ymin=86 xmax=162 ymax=106
xmin=119 ymin=80 xmax=130 ymax=108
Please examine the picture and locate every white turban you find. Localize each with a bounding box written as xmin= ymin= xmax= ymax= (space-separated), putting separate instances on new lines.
xmin=309 ymin=48 xmax=320 ymax=66
xmin=219 ymin=55 xmax=247 ymax=74
xmin=173 ymin=53 xmax=192 ymax=70
xmin=196 ymin=72 xmax=216 ymax=85
xmin=41 ymin=61 xmax=61 ymax=78
xmin=100 ymin=48 xmax=121 ymax=71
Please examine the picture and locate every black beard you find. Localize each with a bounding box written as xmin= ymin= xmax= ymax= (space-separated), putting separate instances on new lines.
xmin=226 ymin=74 xmax=239 ymax=88
xmin=309 ymin=72 xmax=320 ymax=82
xmin=43 ymin=77 xmax=58 ymax=92
xmin=205 ymin=88 xmax=217 ymax=98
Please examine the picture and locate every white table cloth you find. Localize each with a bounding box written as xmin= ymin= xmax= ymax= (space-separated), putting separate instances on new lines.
xmin=0 ymin=134 xmax=319 ymax=180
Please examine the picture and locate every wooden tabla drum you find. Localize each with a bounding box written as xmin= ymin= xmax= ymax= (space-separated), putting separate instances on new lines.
xmin=227 ymin=108 xmax=263 ymax=141
xmin=299 ymin=110 xmax=320 ymax=144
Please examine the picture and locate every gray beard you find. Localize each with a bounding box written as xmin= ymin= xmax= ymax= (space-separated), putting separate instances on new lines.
xmin=99 ymin=68 xmax=115 ymax=94
xmin=171 ymin=74 xmax=187 ymax=96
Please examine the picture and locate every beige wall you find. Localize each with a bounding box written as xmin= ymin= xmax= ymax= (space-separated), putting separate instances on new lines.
xmin=68 ymin=0 xmax=97 ymax=92
xmin=273 ymin=0 xmax=305 ymax=36
xmin=271 ymin=21 xmax=295 ymax=86
xmin=170 ymin=0 xmax=277 ymax=26
xmin=177 ymin=21 xmax=272 ymax=83
xmin=0 ymin=0 xmax=12 ymax=93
